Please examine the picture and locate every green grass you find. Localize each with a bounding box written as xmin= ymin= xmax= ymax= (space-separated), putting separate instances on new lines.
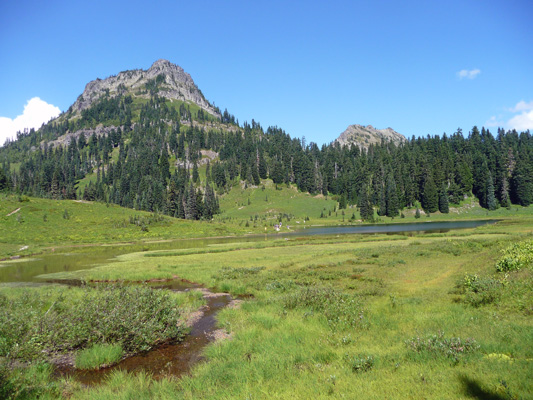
xmin=28 ymin=216 xmax=531 ymax=399
xmin=75 ymin=343 xmax=124 ymax=370
xmin=1 ymin=189 xmax=533 ymax=398
xmin=216 ymin=179 xmax=339 ymax=228
xmin=0 ymin=193 xmax=249 ymax=259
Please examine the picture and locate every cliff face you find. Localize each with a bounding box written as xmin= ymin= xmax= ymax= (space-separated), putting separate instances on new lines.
xmin=70 ymin=59 xmax=219 ymax=117
xmin=335 ymin=124 xmax=406 ymax=151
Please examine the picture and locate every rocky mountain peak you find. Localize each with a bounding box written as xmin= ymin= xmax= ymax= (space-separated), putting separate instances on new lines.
xmin=335 ymin=124 xmax=406 ymax=151
xmin=70 ymin=60 xmax=218 ymax=117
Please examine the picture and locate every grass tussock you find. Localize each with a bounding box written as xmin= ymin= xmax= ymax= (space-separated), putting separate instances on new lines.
xmin=282 ymin=286 xmax=366 ymax=331
xmin=75 ymin=343 xmax=124 ymax=370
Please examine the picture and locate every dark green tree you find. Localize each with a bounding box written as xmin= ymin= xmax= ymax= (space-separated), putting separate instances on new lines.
xmin=422 ymin=175 xmax=438 ymax=213
xmin=159 ymin=149 xmax=170 ymax=183
xmin=358 ymin=185 xmax=374 ymax=222
xmin=438 ymin=184 xmax=449 ymax=213
xmin=499 ymin=173 xmax=511 ymax=208
xmin=385 ymin=174 xmax=399 ymax=217
xmin=192 ymin=163 xmax=199 ymax=183
xmin=511 ymin=155 xmax=533 ymax=206
xmin=486 ymin=172 xmax=499 ymax=211
xmin=338 ymin=193 xmax=347 ymax=210
xmin=0 ymin=167 xmax=8 ymax=191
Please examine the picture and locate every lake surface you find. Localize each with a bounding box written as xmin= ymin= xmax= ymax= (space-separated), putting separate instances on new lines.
xmin=0 ymin=219 xmax=498 ymax=284
xmin=286 ymin=219 xmax=497 ymax=236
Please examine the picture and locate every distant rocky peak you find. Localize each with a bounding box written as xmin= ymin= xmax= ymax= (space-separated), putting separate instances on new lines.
xmin=146 ymin=59 xmax=193 ymax=85
xmin=150 ymin=59 xmax=173 ymax=69
xmin=335 ymin=124 xmax=406 ymax=151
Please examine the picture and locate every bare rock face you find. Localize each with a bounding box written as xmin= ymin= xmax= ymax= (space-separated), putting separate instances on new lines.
xmin=71 ymin=59 xmax=219 ymax=117
xmin=335 ymin=124 xmax=406 ymax=151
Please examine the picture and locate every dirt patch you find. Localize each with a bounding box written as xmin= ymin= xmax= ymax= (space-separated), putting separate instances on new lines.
xmin=48 ymin=351 xmax=76 ymax=369
xmin=208 ymin=329 xmax=232 ymax=342
xmin=227 ymin=299 xmax=244 ymax=309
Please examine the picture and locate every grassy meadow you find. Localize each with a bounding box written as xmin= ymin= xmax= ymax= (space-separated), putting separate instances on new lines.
xmin=1 ymin=187 xmax=532 ymax=399
xmin=0 ymin=193 xmax=247 ymax=259
xmin=8 ymin=215 xmax=529 ymax=399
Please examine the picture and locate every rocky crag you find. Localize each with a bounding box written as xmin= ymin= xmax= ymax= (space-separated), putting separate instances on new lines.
xmin=70 ymin=59 xmax=219 ymax=117
xmin=335 ymin=124 xmax=406 ymax=151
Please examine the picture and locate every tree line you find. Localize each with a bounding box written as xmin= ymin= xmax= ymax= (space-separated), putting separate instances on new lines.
xmin=1 ymin=92 xmax=532 ymax=221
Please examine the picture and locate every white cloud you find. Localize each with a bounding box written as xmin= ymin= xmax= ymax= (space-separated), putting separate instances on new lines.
xmin=0 ymin=97 xmax=60 ymax=146
xmin=509 ymin=100 xmax=533 ymax=113
xmin=457 ymin=69 xmax=481 ymax=80
xmin=508 ymin=110 xmax=533 ymax=131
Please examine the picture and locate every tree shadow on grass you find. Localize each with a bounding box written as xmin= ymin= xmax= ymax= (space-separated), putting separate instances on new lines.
xmin=459 ymin=375 xmax=509 ymax=400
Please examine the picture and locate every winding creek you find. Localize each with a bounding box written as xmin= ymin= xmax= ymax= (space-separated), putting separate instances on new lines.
xmin=0 ymin=219 xmax=498 ymax=384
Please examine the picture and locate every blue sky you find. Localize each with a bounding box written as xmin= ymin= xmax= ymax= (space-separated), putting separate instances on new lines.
xmin=1 ymin=0 xmax=532 ymax=146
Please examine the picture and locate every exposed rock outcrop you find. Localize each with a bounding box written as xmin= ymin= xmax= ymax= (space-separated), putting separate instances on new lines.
xmin=335 ymin=124 xmax=406 ymax=151
xmin=70 ymin=59 xmax=219 ymax=117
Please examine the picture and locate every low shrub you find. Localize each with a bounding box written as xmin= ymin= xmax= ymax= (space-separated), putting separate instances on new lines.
xmin=0 ymin=284 xmax=184 ymax=360
xmin=405 ymin=331 xmax=479 ymax=363
xmin=496 ymin=240 xmax=533 ymax=272
xmin=461 ymin=273 xmax=505 ymax=306
xmin=344 ymin=353 xmax=375 ymax=372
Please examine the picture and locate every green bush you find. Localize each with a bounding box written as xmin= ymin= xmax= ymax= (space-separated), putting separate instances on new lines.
xmin=344 ymin=354 xmax=375 ymax=372
xmin=496 ymin=240 xmax=533 ymax=272
xmin=461 ymin=273 xmax=504 ymax=306
xmin=405 ymin=331 xmax=479 ymax=363
xmin=0 ymin=284 xmax=184 ymax=360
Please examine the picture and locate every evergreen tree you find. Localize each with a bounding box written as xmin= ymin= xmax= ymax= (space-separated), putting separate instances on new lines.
xmin=377 ymin=187 xmax=387 ymax=216
xmin=385 ymin=174 xmax=399 ymax=217
xmin=438 ymin=184 xmax=449 ymax=213
xmin=499 ymin=173 xmax=511 ymax=208
xmin=159 ymin=149 xmax=170 ymax=183
xmin=486 ymin=172 xmax=499 ymax=211
xmin=258 ymin=152 xmax=268 ymax=179
xmin=510 ymin=155 xmax=533 ymax=206
xmin=358 ymin=185 xmax=373 ymax=222
xmin=185 ymin=183 xmax=197 ymax=219
xmin=422 ymin=175 xmax=438 ymax=213
xmin=192 ymin=163 xmax=199 ymax=183
xmin=251 ymin=164 xmax=261 ymax=186
xmin=0 ymin=166 xmax=8 ymax=191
